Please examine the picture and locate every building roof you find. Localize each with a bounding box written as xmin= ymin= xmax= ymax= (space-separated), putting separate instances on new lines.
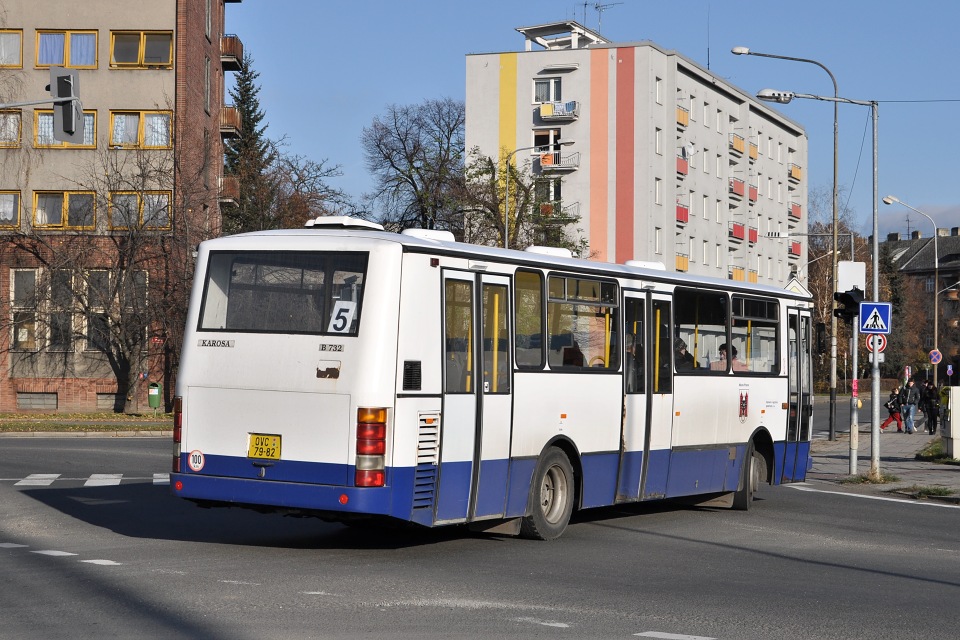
xmin=885 ymin=232 xmax=960 ymax=274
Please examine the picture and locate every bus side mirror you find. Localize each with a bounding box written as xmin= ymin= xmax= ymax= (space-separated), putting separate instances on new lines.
xmin=816 ymin=322 xmax=826 ymax=354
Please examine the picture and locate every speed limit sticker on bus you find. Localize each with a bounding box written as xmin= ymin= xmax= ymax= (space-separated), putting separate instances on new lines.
xmin=188 ymin=450 xmax=205 ymax=472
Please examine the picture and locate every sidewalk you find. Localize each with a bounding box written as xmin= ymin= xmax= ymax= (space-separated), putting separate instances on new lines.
xmin=809 ymin=424 xmax=960 ymax=504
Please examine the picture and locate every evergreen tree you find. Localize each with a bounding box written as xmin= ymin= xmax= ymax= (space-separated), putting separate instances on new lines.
xmin=223 ymin=53 xmax=279 ymax=234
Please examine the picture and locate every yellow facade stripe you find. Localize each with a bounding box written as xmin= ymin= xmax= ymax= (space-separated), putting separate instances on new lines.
xmin=498 ymin=53 xmax=517 ymax=161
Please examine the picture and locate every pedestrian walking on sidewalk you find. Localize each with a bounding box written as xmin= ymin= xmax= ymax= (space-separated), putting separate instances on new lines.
xmin=924 ymin=381 xmax=941 ymax=435
xmin=880 ymin=386 xmax=904 ymax=432
xmin=900 ymin=379 xmax=921 ymax=434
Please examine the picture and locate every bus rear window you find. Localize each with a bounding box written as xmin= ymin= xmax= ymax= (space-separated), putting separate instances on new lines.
xmin=198 ymin=251 xmax=368 ymax=335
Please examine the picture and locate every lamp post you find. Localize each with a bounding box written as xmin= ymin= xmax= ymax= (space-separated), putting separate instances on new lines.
xmin=504 ymin=140 xmax=573 ymax=249
xmin=793 ymin=249 xmax=838 ymax=279
xmin=883 ymin=195 xmax=940 ymax=386
xmin=732 ymin=47 xmax=842 ymax=442
xmin=757 ymin=88 xmax=880 ymax=477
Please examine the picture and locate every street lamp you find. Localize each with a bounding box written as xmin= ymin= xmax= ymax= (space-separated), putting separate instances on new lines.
xmin=793 ymin=250 xmax=838 ymax=279
xmin=883 ymin=195 xmax=940 ymax=386
xmin=503 ymin=140 xmax=574 ymax=249
xmin=733 ymin=46 xmax=842 ymax=442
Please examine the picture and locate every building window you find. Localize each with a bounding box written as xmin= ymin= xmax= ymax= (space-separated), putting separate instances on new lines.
xmin=110 ymin=111 xmax=172 ymax=148
xmin=12 ymin=269 xmax=37 ymax=351
xmin=654 ymin=178 xmax=662 ymax=205
xmin=205 ymin=57 xmax=212 ymax=114
xmin=0 ymin=110 xmax=21 ymax=147
xmin=35 ymin=110 xmax=96 ymax=147
xmin=703 ymin=240 xmax=709 ymax=265
xmin=534 ymin=77 xmax=561 ymax=103
xmin=49 ymin=270 xmax=73 ymax=352
xmin=716 ymin=154 xmax=722 ymax=176
xmin=109 ymin=191 xmax=171 ymax=229
xmin=702 ymin=195 xmax=709 ymax=219
xmin=925 ymin=276 xmax=935 ymax=293
xmin=654 ymin=227 xmax=662 ymax=253
xmin=34 ymin=191 xmax=95 ymax=229
xmin=86 ymin=270 xmax=110 ymax=352
xmin=0 ymin=30 xmax=22 ymax=67
xmin=0 ymin=191 xmax=20 ymax=227
xmin=36 ymin=30 xmax=97 ymax=68
xmin=703 ymin=147 xmax=709 ymax=174
xmin=655 ymin=77 xmax=662 ymax=104
xmin=716 ymin=199 xmax=722 ymax=223
xmin=655 ymin=127 xmax=662 ymax=155
xmin=110 ymin=31 xmax=173 ymax=68
xmin=205 ymin=0 xmax=213 ymax=40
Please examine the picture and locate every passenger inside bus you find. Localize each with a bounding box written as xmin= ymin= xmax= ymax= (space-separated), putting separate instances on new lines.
xmin=624 ymin=333 xmax=642 ymax=392
xmin=674 ymin=338 xmax=695 ymax=371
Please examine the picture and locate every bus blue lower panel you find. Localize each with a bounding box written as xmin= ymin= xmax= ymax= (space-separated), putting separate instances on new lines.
xmin=775 ymin=440 xmax=811 ymax=484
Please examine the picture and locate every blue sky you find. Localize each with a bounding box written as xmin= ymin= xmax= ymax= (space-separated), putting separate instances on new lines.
xmin=227 ymin=0 xmax=960 ymax=239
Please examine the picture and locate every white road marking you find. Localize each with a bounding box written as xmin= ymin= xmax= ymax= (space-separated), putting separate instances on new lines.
xmin=153 ymin=473 xmax=170 ymax=485
xmin=82 ymin=559 xmax=122 ymax=566
xmin=31 ymin=550 xmax=77 ymax=557
xmin=220 ymin=580 xmax=261 ymax=586
xmin=516 ymin=617 xmax=570 ymax=628
xmin=84 ymin=474 xmax=123 ymax=487
xmin=15 ymin=473 xmax=60 ymax=486
xmin=789 ymin=484 xmax=960 ymax=509
xmin=635 ymin=633 xmax=717 ymax=640
xmin=0 ymin=543 xmax=28 ymax=548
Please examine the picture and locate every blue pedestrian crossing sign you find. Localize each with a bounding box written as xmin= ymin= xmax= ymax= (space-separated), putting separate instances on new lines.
xmin=860 ymin=302 xmax=891 ymax=334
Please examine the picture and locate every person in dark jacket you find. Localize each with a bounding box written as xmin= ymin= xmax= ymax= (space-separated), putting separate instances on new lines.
xmin=924 ymin=381 xmax=941 ymax=435
xmin=899 ymin=379 xmax=921 ymax=434
xmin=880 ymin=386 xmax=903 ymax=432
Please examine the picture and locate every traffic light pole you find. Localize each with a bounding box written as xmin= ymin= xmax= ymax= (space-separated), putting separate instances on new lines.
xmin=850 ymin=319 xmax=860 ymax=475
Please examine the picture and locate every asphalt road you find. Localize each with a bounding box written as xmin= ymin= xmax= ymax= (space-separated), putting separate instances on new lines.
xmin=2 ymin=438 xmax=959 ymax=639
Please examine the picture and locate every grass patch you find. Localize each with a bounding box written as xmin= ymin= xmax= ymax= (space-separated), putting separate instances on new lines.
xmin=842 ymin=473 xmax=901 ymax=485
xmin=915 ymin=437 xmax=960 ymax=464
xmin=0 ymin=412 xmax=171 ymax=433
xmin=890 ymin=485 xmax=957 ymax=499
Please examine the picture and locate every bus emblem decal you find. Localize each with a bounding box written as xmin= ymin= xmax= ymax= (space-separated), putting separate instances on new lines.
xmin=739 ymin=392 xmax=749 ymax=422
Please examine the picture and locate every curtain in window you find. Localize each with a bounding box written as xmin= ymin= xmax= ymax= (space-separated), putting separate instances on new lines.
xmin=0 ymin=193 xmax=17 ymax=223
xmin=36 ymin=193 xmax=63 ymax=225
xmin=143 ymin=193 xmax=169 ymax=227
xmin=69 ymin=33 xmax=96 ymax=66
xmin=38 ymin=33 xmax=65 ymax=65
xmin=82 ymin=113 xmax=95 ymax=145
xmin=111 ymin=113 xmax=139 ymax=146
xmin=0 ymin=112 xmax=18 ymax=144
xmin=534 ymin=80 xmax=551 ymax=103
xmin=0 ymin=32 xmax=21 ymax=66
xmin=144 ymin=113 xmax=170 ymax=147
xmin=37 ymin=113 xmax=55 ymax=145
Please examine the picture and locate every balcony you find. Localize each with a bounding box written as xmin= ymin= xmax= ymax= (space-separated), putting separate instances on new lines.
xmin=219 ymin=175 xmax=239 ymax=205
xmin=729 ymin=133 xmax=745 ymax=156
xmin=728 ymin=265 xmax=746 ymax=281
xmin=788 ymin=241 xmax=801 ymax=257
xmin=748 ymin=142 xmax=758 ymax=162
xmin=538 ymin=200 xmax=580 ymax=223
xmin=748 ymin=269 xmax=758 ymax=284
xmin=789 ymin=201 xmax=802 ymax=220
xmin=538 ymin=150 xmax=580 ymax=172
xmin=221 ymin=34 xmax=243 ymax=71
xmin=676 ymin=204 xmax=689 ymax=224
xmin=748 ymin=227 xmax=758 ymax=244
xmin=539 ymin=100 xmax=580 ymax=122
xmin=676 ymin=105 xmax=689 ymax=128
xmin=729 ymin=177 xmax=745 ymax=199
xmin=676 ymin=253 xmax=689 ymax=272
xmin=788 ymin=163 xmax=802 ymax=183
xmin=729 ymin=222 xmax=745 ymax=242
xmin=748 ymin=184 xmax=758 ymax=203
xmin=676 ymin=155 xmax=688 ymax=176
xmin=220 ymin=105 xmax=241 ymax=138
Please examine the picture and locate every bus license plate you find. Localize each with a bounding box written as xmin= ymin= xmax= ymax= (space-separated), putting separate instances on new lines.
xmin=248 ymin=434 xmax=281 ymax=460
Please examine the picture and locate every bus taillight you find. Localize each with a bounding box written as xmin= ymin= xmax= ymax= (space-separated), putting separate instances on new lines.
xmin=355 ymin=407 xmax=387 ymax=487
xmin=172 ymin=396 xmax=183 ymax=473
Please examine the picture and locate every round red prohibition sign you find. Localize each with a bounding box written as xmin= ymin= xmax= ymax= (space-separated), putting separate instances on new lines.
xmin=865 ymin=334 xmax=887 ymax=353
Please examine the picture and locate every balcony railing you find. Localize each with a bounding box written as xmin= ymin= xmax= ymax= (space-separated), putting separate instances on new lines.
xmin=729 ymin=177 xmax=745 ymax=199
xmin=539 ymin=100 xmax=580 ymax=121
xmin=220 ymin=105 xmax=241 ymax=138
xmin=676 ymin=204 xmax=689 ymax=224
xmin=676 ymin=253 xmax=689 ymax=272
xmin=789 ymin=241 xmax=801 ymax=257
xmin=729 ymin=222 xmax=745 ymax=241
xmin=748 ymin=184 xmax=758 ymax=202
xmin=748 ymin=269 xmax=759 ymax=283
xmin=748 ymin=227 xmax=758 ymax=244
xmin=748 ymin=142 xmax=758 ymax=161
xmin=538 ymin=200 xmax=580 ymax=222
xmin=789 ymin=201 xmax=802 ymax=220
xmin=538 ymin=151 xmax=580 ymax=172
xmin=729 ymin=265 xmax=746 ymax=281
xmin=788 ymin=163 xmax=802 ymax=182
xmin=221 ymin=34 xmax=243 ymax=71
xmin=676 ymin=155 xmax=688 ymax=176
xmin=219 ymin=175 xmax=239 ymax=204
xmin=676 ymin=105 xmax=689 ymax=128
xmin=729 ymin=133 xmax=745 ymax=155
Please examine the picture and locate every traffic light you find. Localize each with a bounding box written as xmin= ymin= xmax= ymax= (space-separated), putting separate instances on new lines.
xmin=45 ymin=67 xmax=83 ymax=144
xmin=833 ymin=287 xmax=865 ymax=325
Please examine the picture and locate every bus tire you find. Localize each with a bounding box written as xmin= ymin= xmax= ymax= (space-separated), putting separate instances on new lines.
xmin=733 ymin=443 xmax=762 ymax=511
xmin=520 ymin=447 xmax=574 ymax=540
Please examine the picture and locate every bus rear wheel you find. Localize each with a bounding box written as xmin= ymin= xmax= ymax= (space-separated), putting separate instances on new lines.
xmin=520 ymin=447 xmax=574 ymax=540
xmin=733 ymin=443 xmax=762 ymax=510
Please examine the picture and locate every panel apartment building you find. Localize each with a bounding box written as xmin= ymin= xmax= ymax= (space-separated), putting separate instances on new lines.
xmin=0 ymin=0 xmax=243 ymax=412
xmin=466 ymin=22 xmax=808 ymax=284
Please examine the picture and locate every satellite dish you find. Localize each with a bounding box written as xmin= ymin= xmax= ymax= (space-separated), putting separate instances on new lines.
xmin=680 ymin=143 xmax=697 ymax=159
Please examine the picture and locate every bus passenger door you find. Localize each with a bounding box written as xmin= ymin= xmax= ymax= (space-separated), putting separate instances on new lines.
xmin=782 ymin=309 xmax=813 ymax=482
xmin=617 ymin=294 xmax=647 ymax=501
xmin=437 ymin=271 xmax=512 ymax=523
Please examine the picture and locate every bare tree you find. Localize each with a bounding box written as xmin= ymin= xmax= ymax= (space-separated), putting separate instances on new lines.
xmin=361 ymin=98 xmax=465 ymax=232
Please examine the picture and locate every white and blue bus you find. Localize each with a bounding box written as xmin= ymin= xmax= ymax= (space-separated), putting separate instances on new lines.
xmin=171 ymin=217 xmax=813 ymax=540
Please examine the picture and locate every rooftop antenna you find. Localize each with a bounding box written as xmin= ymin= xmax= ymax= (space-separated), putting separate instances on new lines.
xmin=594 ymin=2 xmax=622 ymax=34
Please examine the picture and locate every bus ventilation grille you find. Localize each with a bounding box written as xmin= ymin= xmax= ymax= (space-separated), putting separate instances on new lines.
xmin=413 ymin=412 xmax=440 ymax=509
xmin=402 ymin=361 xmax=422 ymax=391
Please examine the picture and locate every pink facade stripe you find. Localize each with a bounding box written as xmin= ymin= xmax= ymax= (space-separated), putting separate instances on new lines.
xmin=589 ymin=49 xmax=609 ymax=262
xmin=615 ymin=48 xmax=634 ymax=261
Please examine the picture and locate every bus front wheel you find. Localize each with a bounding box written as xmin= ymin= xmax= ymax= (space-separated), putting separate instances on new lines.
xmin=520 ymin=447 xmax=574 ymax=540
xmin=733 ymin=443 xmax=762 ymax=510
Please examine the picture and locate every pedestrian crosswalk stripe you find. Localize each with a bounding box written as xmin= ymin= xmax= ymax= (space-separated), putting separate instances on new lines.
xmin=0 ymin=543 xmax=28 ymax=549
xmin=153 ymin=473 xmax=170 ymax=485
xmin=82 ymin=559 xmax=122 ymax=566
xmin=32 ymin=550 xmax=77 ymax=557
xmin=15 ymin=473 xmax=60 ymax=486
xmin=84 ymin=474 xmax=123 ymax=487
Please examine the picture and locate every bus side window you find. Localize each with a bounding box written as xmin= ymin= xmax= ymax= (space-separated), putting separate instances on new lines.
xmin=514 ymin=270 xmax=544 ymax=368
xmin=444 ymin=280 xmax=473 ymax=393
xmin=674 ymin=287 xmax=728 ymax=373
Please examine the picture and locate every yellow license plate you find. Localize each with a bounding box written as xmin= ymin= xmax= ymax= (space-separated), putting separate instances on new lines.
xmin=248 ymin=433 xmax=281 ymax=460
